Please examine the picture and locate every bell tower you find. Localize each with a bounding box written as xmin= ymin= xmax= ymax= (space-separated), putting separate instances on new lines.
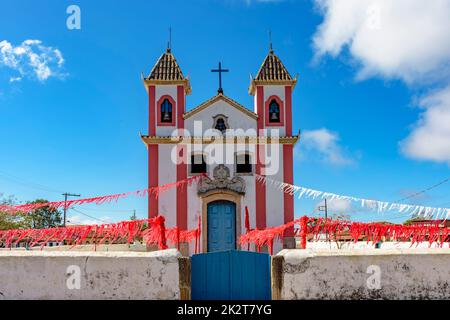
xmin=142 ymin=47 xmax=191 ymax=220
xmin=142 ymin=47 xmax=191 ymax=136
xmin=249 ymin=46 xmax=297 ymax=136
xmin=249 ymin=46 xmax=297 ymax=248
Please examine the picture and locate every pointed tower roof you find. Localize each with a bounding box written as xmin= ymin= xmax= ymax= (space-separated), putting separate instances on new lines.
xmin=142 ymin=48 xmax=191 ymax=94
xmin=249 ymin=49 xmax=297 ymax=95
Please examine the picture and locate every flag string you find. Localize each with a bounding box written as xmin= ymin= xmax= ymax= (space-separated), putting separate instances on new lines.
xmin=0 ymin=175 xmax=204 ymax=215
xmin=256 ymin=174 xmax=450 ymax=219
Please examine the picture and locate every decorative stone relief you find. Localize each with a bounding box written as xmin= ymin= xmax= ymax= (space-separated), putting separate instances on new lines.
xmin=198 ymin=164 xmax=245 ymax=195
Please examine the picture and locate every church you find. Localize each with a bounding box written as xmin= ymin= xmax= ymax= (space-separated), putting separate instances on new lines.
xmin=140 ymin=44 xmax=299 ymax=255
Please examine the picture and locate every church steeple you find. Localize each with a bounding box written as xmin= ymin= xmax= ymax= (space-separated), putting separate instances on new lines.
xmin=142 ymin=47 xmax=190 ymax=219
xmin=143 ymin=48 xmax=191 ymax=94
xmin=249 ymin=47 xmax=296 ymax=95
xmin=141 ymin=47 xmax=190 ymax=137
xmin=143 ymin=46 xmax=191 ymax=94
xmin=250 ymin=46 xmax=297 ymax=136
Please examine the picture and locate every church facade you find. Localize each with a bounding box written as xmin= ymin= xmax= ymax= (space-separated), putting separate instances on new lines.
xmin=141 ymin=46 xmax=299 ymax=255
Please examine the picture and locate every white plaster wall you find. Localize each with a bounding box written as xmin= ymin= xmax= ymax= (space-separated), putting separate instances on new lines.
xmin=0 ymin=243 xmax=147 ymax=252
xmin=158 ymin=144 xmax=177 ymax=228
xmin=240 ymin=175 xmax=256 ymax=236
xmin=0 ymin=249 xmax=181 ymax=300
xmin=187 ymin=183 xmax=202 ymax=254
xmin=263 ymin=85 xmax=286 ymax=136
xmin=278 ymin=248 xmax=450 ymax=299
xmin=300 ymin=241 xmax=450 ymax=250
xmin=185 ymin=99 xmax=257 ymax=134
xmin=155 ymin=85 xmax=178 ymax=136
xmin=241 ymin=175 xmax=257 ymax=252
xmin=265 ymin=147 xmax=284 ymax=254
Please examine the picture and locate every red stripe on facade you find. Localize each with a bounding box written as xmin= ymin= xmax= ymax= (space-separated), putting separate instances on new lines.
xmin=148 ymin=85 xmax=156 ymax=136
xmin=255 ymin=86 xmax=267 ymax=229
xmin=177 ymin=85 xmax=185 ymax=129
xmin=283 ymin=144 xmax=294 ymax=237
xmin=148 ymin=85 xmax=158 ymax=218
xmin=176 ymin=85 xmax=188 ymax=230
xmin=285 ymin=85 xmax=292 ymax=136
xmin=148 ymin=144 xmax=158 ymax=218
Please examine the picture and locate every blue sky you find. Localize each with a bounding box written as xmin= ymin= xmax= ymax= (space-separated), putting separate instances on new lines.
xmin=1 ymin=0 xmax=449 ymax=225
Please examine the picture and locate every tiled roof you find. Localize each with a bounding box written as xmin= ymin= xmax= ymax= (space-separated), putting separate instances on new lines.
xmin=254 ymin=50 xmax=293 ymax=82
xmin=146 ymin=49 xmax=185 ymax=81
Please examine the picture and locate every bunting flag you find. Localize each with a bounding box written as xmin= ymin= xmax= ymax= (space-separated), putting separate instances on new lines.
xmin=239 ymin=215 xmax=450 ymax=255
xmin=256 ymin=174 xmax=450 ymax=219
xmin=0 ymin=215 xmax=202 ymax=251
xmin=245 ymin=206 xmax=250 ymax=233
xmin=245 ymin=206 xmax=251 ymax=251
xmin=0 ymin=175 xmax=204 ymax=215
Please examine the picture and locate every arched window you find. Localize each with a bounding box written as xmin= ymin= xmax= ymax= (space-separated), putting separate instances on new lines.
xmin=160 ymin=98 xmax=173 ymax=123
xmin=269 ymin=99 xmax=280 ymax=123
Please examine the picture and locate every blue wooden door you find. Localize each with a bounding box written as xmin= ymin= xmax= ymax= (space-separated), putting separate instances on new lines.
xmin=207 ymin=201 xmax=236 ymax=252
xmin=191 ymin=250 xmax=271 ymax=300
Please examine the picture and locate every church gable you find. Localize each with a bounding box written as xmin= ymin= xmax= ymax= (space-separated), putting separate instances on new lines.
xmin=184 ymin=94 xmax=258 ymax=120
xmin=184 ymin=94 xmax=258 ymax=133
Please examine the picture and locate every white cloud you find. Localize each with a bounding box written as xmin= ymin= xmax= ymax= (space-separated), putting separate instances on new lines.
xmin=301 ymin=128 xmax=355 ymax=165
xmin=315 ymin=198 xmax=355 ymax=213
xmin=0 ymin=39 xmax=67 ymax=82
xmin=312 ymin=0 xmax=450 ymax=84
xmin=9 ymin=77 xmax=22 ymax=83
xmin=312 ymin=0 xmax=450 ymax=165
xmin=401 ymin=85 xmax=450 ymax=164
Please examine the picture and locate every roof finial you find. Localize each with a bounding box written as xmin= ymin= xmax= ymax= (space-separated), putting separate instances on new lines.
xmin=167 ymin=27 xmax=172 ymax=52
xmin=268 ymin=30 xmax=273 ymax=53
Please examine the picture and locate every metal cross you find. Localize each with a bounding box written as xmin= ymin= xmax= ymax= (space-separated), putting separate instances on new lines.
xmin=211 ymin=62 xmax=229 ymax=94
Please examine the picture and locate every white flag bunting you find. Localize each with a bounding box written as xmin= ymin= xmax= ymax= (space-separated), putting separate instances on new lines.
xmin=256 ymin=174 xmax=450 ymax=219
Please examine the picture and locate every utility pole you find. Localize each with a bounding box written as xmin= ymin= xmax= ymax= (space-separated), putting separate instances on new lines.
xmin=319 ymin=198 xmax=328 ymax=220
xmin=62 ymin=193 xmax=81 ymax=227
xmin=131 ymin=209 xmax=137 ymax=221
xmin=318 ymin=199 xmax=329 ymax=241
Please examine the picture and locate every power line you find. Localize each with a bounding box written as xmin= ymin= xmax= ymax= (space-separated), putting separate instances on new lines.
xmin=0 ymin=169 xmax=64 ymax=194
xmin=70 ymin=208 xmax=112 ymax=224
xmin=394 ymin=177 xmax=450 ymax=203
xmin=383 ymin=178 xmax=450 ymax=221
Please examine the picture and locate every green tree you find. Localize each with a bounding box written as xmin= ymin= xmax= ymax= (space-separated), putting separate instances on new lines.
xmin=27 ymin=199 xmax=62 ymax=229
xmin=0 ymin=195 xmax=31 ymax=230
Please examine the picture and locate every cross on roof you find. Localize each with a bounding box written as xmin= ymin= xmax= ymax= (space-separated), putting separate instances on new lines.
xmin=211 ymin=62 xmax=229 ymax=94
